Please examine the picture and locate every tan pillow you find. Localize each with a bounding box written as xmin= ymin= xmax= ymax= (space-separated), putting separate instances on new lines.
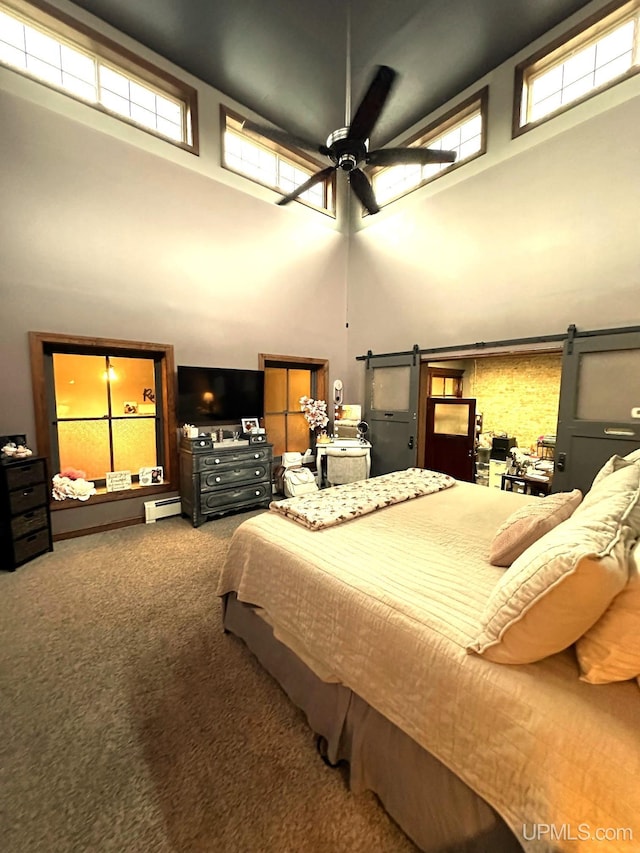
xmin=468 ymin=462 xmax=640 ymax=664
xmin=574 ymin=459 xmax=640 ymax=534
xmin=576 ymin=540 xmax=640 ymax=684
xmin=489 ymin=489 xmax=582 ymax=567
xmin=625 ymin=448 xmax=640 ymax=464
xmin=590 ymin=454 xmax=632 ymax=489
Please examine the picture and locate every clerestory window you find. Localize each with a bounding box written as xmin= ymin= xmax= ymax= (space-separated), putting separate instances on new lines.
xmin=515 ymin=0 xmax=640 ymax=135
xmin=0 ymin=0 xmax=198 ymax=151
xmin=371 ymin=88 xmax=488 ymax=208
xmin=222 ymin=108 xmax=336 ymax=216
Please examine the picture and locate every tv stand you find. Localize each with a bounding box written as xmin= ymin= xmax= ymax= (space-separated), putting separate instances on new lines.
xmin=179 ymin=437 xmax=273 ymax=527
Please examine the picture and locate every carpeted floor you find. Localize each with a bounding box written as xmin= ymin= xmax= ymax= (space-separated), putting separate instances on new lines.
xmin=0 ymin=511 xmax=417 ymax=852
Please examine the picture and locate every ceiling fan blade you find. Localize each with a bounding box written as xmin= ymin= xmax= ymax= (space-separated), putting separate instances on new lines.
xmin=276 ymin=166 xmax=337 ymax=206
xmin=241 ymin=119 xmax=331 ymax=158
xmin=348 ymin=65 xmax=397 ymax=142
xmin=349 ymin=168 xmax=380 ymax=215
xmin=366 ymin=147 xmax=457 ymax=167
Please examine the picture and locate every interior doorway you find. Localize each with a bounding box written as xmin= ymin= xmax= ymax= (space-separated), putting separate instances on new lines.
xmin=417 ymin=349 xmax=563 ymax=481
xmin=424 ymin=397 xmax=477 ymax=481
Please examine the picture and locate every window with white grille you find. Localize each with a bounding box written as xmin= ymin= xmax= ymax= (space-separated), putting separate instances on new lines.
xmin=222 ymin=109 xmax=335 ymax=215
xmin=0 ymin=0 xmax=197 ymax=151
xmin=515 ymin=0 xmax=639 ymax=134
xmin=372 ymin=89 xmax=487 ymax=208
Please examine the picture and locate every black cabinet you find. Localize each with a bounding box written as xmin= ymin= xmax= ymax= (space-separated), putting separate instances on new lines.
xmin=180 ymin=437 xmax=273 ymax=527
xmin=1 ymin=457 xmax=53 ymax=570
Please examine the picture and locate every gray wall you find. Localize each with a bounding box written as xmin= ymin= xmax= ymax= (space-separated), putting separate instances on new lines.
xmin=0 ymin=4 xmax=348 ymax=534
xmin=1 ymin=0 xmax=639 ymax=533
xmin=345 ymin=0 xmax=640 ymax=398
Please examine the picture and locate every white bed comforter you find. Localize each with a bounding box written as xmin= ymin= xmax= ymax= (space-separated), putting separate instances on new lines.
xmin=217 ymin=481 xmax=640 ymax=852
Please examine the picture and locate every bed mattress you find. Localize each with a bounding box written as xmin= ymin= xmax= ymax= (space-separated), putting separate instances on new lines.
xmin=217 ymin=481 xmax=640 ymax=851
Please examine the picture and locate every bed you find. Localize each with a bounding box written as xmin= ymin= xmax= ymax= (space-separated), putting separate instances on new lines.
xmin=217 ymin=463 xmax=640 ymax=853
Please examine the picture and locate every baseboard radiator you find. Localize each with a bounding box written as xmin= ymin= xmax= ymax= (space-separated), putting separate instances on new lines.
xmin=144 ymin=496 xmax=182 ymax=523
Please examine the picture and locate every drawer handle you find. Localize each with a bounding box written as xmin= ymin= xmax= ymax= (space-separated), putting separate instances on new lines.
xmin=215 ymin=476 xmax=221 ymax=483
xmin=254 ymin=470 xmax=261 ymax=476
xmin=23 ymin=488 xmax=34 ymax=496
xmin=253 ymin=453 xmax=260 ymax=459
xmin=255 ymin=490 xmax=260 ymax=496
xmin=214 ymin=458 xmax=221 ymax=464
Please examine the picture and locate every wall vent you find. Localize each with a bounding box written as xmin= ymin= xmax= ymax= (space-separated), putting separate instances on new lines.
xmin=144 ymin=496 xmax=182 ymax=523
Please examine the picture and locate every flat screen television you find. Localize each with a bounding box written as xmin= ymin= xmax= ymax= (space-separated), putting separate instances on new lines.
xmin=177 ymin=365 xmax=265 ymax=426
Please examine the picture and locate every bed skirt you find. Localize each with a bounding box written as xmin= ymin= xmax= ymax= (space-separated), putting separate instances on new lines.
xmin=221 ymin=592 xmax=523 ymax=853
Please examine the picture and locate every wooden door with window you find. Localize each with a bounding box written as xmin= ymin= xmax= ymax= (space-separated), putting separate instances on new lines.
xmin=259 ymin=355 xmax=328 ymax=458
xmin=424 ymin=397 xmax=476 ymax=482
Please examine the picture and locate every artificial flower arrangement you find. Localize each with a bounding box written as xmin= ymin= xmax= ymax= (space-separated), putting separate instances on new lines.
xmin=299 ymin=396 xmax=329 ymax=430
xmin=52 ymin=467 xmax=97 ymax=501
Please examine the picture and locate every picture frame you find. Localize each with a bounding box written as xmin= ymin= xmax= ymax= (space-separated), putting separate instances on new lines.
xmin=241 ymin=418 xmax=259 ymax=434
xmin=139 ymin=466 xmax=164 ymax=486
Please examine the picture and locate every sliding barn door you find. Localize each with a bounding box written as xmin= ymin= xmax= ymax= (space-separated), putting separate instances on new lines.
xmin=364 ymin=350 xmax=420 ymax=476
xmin=554 ymin=328 xmax=640 ymax=494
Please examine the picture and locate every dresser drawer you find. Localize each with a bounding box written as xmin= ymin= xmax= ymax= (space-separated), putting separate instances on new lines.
xmin=5 ymin=459 xmax=47 ymax=491
xmin=11 ymin=507 xmax=48 ymax=539
xmin=9 ymin=482 xmax=49 ymax=514
xmin=13 ymin=528 xmax=51 ymax=566
xmin=196 ymin=447 xmax=271 ymax=472
xmin=201 ymin=464 xmax=270 ymax=491
xmin=201 ymin=482 xmax=271 ymax=513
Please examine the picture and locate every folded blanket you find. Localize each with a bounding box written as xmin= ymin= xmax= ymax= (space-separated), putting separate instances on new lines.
xmin=269 ymin=467 xmax=456 ymax=530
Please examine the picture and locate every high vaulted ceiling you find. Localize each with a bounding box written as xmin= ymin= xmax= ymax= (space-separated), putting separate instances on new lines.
xmin=73 ymin=0 xmax=592 ymax=148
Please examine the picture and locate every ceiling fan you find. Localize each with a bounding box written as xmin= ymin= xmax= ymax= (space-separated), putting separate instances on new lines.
xmin=241 ymin=63 xmax=457 ymax=215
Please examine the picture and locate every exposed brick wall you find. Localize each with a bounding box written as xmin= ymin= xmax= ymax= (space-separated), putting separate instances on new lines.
xmin=467 ymin=353 xmax=562 ymax=453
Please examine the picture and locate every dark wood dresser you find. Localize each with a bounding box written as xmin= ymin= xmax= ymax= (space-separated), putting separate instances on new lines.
xmin=180 ymin=437 xmax=273 ymax=527
xmin=0 ymin=456 xmax=53 ymax=571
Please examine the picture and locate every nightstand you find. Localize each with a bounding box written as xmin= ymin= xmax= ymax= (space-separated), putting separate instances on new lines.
xmin=0 ymin=457 xmax=54 ymax=570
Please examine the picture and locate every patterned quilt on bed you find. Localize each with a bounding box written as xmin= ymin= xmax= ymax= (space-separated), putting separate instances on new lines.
xmin=269 ymin=467 xmax=455 ymax=530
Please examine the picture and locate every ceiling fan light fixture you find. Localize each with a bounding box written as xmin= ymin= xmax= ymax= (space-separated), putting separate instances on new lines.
xmin=339 ymin=155 xmax=357 ymax=172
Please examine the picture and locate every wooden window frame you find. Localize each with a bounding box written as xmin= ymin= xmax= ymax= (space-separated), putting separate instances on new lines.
xmin=1 ymin=0 xmax=199 ymax=153
xmin=513 ymin=0 xmax=640 ymax=138
xmin=370 ymin=87 xmax=488 ymax=209
xmin=427 ymin=366 xmax=464 ymax=398
xmin=29 ymin=331 xmax=178 ymax=509
xmin=221 ymin=107 xmax=336 ymax=216
xmin=259 ymin=353 xmax=329 ymax=455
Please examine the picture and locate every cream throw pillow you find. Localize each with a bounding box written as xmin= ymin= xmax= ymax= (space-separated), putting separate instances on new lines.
xmin=591 ymin=450 xmax=640 ymax=490
xmin=576 ymin=539 xmax=640 ymax=684
xmin=590 ymin=454 xmax=632 ymax=489
xmin=489 ymin=489 xmax=582 ymax=567
xmin=468 ymin=462 xmax=640 ymax=664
